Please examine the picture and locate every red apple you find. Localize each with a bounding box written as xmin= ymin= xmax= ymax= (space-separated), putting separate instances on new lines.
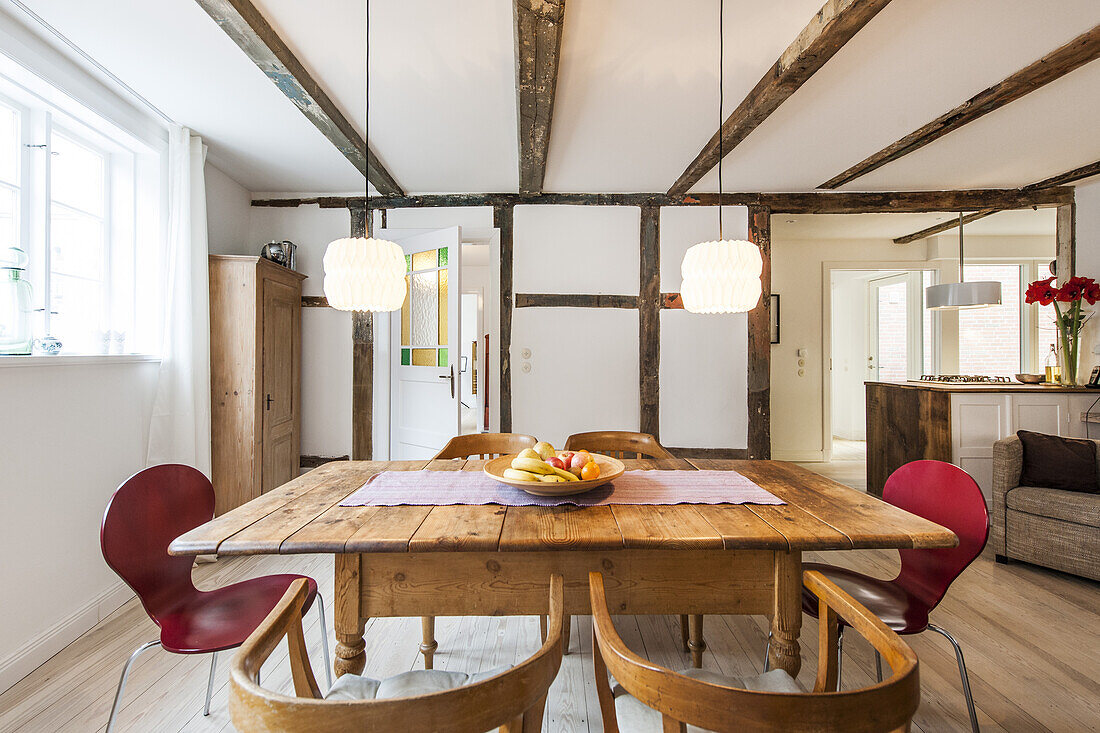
xmin=546 ymin=457 xmax=565 ymax=470
xmin=559 ymin=451 xmax=574 ymax=465
xmin=569 ymin=453 xmax=588 ymax=471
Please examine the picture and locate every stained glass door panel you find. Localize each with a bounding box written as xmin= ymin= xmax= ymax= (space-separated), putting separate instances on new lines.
xmin=386 ymin=227 xmax=462 ymax=459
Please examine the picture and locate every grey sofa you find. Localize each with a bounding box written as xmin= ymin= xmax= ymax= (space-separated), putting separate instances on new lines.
xmin=992 ymin=435 xmax=1100 ymax=581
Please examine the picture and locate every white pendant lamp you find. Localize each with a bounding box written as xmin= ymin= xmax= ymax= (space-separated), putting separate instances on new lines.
xmin=681 ymin=0 xmax=762 ymax=315
xmin=322 ymin=0 xmax=406 ymax=313
xmin=925 ymin=212 xmax=1001 ymax=310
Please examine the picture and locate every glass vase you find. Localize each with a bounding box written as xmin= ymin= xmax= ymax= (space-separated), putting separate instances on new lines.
xmin=1058 ymin=338 xmax=1081 ymax=386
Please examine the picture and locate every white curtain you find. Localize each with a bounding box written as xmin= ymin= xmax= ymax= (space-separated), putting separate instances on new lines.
xmin=147 ymin=126 xmax=211 ymax=474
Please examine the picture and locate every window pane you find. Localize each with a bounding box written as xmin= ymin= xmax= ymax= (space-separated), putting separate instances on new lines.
xmin=50 ymin=273 xmax=103 ymax=352
xmin=1035 ymin=262 xmax=1058 ymax=363
xmin=0 ymin=185 xmax=16 ymax=251
xmin=0 ymin=104 xmax=17 ymax=186
xmin=50 ymin=205 xmax=104 ymax=279
xmin=411 ymin=270 xmax=438 ymax=347
xmin=922 ymin=270 xmax=934 ymax=374
xmin=876 ymin=281 xmax=907 ymax=381
xmin=51 ymin=133 xmax=104 ymax=216
xmin=958 ymin=264 xmax=1021 ymax=375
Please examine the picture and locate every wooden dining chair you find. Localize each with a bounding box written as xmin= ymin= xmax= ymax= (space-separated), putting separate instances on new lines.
xmin=564 ymin=430 xmax=705 ymax=665
xmin=433 ymin=432 xmax=538 ymax=460
xmin=563 ymin=430 xmax=674 ymax=459
xmin=422 ymin=432 xmax=538 ymax=667
xmin=589 ymin=570 xmax=921 ymax=733
xmin=229 ymin=575 xmax=565 ymax=733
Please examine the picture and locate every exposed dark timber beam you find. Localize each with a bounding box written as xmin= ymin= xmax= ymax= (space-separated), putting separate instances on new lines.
xmin=194 ymin=0 xmax=404 ymax=195
xmin=892 ymin=209 xmax=999 ymax=245
xmin=301 ymin=295 xmax=329 ymax=307
xmin=639 ymin=205 xmax=660 ymax=440
xmin=1024 ymin=160 xmax=1100 ymax=190
xmin=350 ymin=208 xmax=373 ymax=460
xmin=253 ymin=187 xmax=1072 ymax=213
xmin=746 ymin=206 xmax=771 ymax=460
xmin=515 ymin=293 xmax=638 ymax=308
xmin=668 ymin=0 xmax=892 ymax=196
xmin=495 ymin=205 xmax=515 ymax=433
xmin=515 ymin=0 xmax=565 ymax=194
xmin=821 ymin=25 xmax=1100 ymax=189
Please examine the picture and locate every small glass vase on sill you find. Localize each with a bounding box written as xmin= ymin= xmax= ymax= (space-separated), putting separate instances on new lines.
xmin=1026 ymin=275 xmax=1097 ymax=387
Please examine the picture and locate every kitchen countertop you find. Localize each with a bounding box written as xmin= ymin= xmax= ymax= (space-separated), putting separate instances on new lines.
xmin=866 ymin=380 xmax=1096 ymax=393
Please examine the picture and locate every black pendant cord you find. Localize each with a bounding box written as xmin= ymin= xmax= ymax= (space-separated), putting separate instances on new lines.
xmin=718 ymin=0 xmax=724 ymax=241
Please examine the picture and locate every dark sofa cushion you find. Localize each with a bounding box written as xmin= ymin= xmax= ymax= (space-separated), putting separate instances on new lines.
xmin=1017 ymin=430 xmax=1099 ymax=494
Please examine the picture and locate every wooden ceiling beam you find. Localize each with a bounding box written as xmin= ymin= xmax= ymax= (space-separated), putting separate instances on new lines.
xmin=1023 ymin=159 xmax=1100 ymax=190
xmin=514 ymin=0 xmax=566 ymax=194
xmin=821 ymin=25 xmax=1100 ymax=189
xmin=195 ymin=0 xmax=404 ymax=195
xmin=892 ymin=209 xmax=999 ymax=245
xmin=252 ymin=186 xmax=1072 ymax=213
xmin=667 ymin=0 xmax=892 ymax=196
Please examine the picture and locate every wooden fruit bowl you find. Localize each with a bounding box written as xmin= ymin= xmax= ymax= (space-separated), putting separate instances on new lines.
xmin=484 ymin=453 xmax=626 ymax=496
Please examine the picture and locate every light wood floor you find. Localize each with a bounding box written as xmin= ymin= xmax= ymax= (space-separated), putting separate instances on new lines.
xmin=1 ymin=460 xmax=1097 ymax=733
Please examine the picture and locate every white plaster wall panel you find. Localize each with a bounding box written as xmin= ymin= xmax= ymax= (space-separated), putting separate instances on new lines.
xmin=1075 ymin=180 xmax=1100 ymax=363
xmin=0 ymin=360 xmax=157 ymax=691
xmin=659 ymin=309 xmax=747 ymax=449
xmin=204 ymin=163 xmax=251 ymax=254
xmin=386 ymin=207 xmax=494 ymax=231
xmin=659 ymin=206 xmax=749 ymax=291
xmin=250 ymin=206 xmax=353 ymax=457
xmin=511 ymin=307 xmax=639 ymax=447
xmin=513 ymin=206 xmax=639 ymax=295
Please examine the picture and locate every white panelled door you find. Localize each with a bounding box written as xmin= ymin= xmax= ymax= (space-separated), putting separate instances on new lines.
xmin=386 ymin=227 xmax=462 ymax=459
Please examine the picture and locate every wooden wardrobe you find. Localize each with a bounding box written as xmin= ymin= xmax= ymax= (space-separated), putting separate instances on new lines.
xmin=209 ymin=255 xmax=305 ymax=515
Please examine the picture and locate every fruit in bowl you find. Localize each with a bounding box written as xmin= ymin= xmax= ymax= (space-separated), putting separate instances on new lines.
xmin=505 ymin=440 xmax=578 ymax=482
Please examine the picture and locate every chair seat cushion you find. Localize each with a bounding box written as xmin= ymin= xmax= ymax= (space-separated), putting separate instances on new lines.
xmin=801 ymin=563 xmax=929 ymax=634
xmin=158 ymin=575 xmax=318 ymax=654
xmin=325 ymin=665 xmax=511 ymax=702
xmin=1007 ymin=485 xmax=1100 ymax=526
xmin=612 ymin=668 xmax=801 ymax=732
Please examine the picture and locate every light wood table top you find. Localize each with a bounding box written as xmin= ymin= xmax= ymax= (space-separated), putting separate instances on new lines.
xmin=170 ymin=458 xmax=956 ymax=557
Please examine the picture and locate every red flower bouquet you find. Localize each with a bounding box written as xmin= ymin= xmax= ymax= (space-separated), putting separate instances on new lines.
xmin=1026 ymin=275 xmax=1096 ymax=384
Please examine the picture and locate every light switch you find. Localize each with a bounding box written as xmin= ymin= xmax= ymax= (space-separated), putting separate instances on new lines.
xmin=796 ymin=348 xmax=806 ymax=357
xmin=522 ymin=362 xmax=532 ymax=373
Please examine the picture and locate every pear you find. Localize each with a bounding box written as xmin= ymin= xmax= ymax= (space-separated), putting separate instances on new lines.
xmin=518 ymin=448 xmax=541 ymax=461
xmin=533 ymin=441 xmax=556 ymax=461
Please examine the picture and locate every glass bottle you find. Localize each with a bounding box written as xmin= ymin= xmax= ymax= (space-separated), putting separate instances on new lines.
xmin=0 ymin=247 xmax=33 ymax=355
xmin=1044 ymin=344 xmax=1060 ymax=384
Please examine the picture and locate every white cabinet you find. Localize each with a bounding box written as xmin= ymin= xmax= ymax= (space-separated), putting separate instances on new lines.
xmin=950 ymin=391 xmax=1097 ymax=500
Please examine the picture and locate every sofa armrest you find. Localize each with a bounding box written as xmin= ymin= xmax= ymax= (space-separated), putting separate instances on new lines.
xmin=991 ymin=436 xmax=1024 ymax=555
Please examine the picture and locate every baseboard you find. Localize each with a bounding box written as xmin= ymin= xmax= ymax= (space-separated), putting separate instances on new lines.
xmin=0 ymin=581 xmax=134 ymax=694
xmin=771 ymin=449 xmax=826 ymax=462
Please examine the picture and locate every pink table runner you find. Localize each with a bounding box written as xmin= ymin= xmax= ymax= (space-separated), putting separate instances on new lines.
xmin=338 ymin=469 xmax=785 ymax=508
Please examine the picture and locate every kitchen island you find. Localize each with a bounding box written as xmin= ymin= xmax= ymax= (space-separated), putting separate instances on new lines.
xmin=866 ymin=380 xmax=1100 ymax=498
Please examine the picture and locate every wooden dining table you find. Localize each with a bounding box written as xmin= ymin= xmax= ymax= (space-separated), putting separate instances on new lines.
xmin=169 ymin=457 xmax=956 ymax=681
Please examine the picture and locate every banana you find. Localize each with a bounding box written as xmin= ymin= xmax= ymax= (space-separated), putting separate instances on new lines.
xmin=503 ymin=468 xmax=542 ymax=482
xmin=510 ymin=456 xmax=555 ymax=475
xmin=549 ymin=466 xmax=579 ymax=481
xmin=539 ymin=474 xmax=566 ymax=483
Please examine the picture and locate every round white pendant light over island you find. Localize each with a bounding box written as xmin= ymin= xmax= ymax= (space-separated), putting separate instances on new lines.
xmin=680 ymin=239 xmax=763 ymax=314
xmin=924 ymin=212 xmax=1001 ymax=311
xmin=322 ymin=237 xmax=407 ymax=312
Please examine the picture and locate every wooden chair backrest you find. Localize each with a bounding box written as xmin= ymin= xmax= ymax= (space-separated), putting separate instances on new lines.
xmin=563 ymin=431 xmax=674 ymax=460
xmin=230 ymin=576 xmax=564 ymax=733
xmin=589 ymin=571 xmax=920 ymax=733
xmin=433 ymin=433 xmax=538 ymax=460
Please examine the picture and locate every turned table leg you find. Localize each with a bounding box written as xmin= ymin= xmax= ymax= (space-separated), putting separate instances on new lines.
xmin=420 ymin=616 xmax=438 ymax=669
xmin=688 ymin=614 xmax=706 ymax=668
xmin=334 ymin=554 xmax=366 ymax=677
xmin=769 ymin=550 xmax=802 ymax=678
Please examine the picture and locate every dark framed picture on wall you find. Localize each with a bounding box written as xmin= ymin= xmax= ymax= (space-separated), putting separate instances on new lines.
xmin=770 ymin=294 xmax=780 ymax=344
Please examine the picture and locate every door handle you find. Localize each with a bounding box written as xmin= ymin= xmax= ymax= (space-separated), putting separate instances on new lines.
xmin=265 ymin=394 xmax=273 ymax=410
xmin=438 ymin=366 xmax=455 ymax=398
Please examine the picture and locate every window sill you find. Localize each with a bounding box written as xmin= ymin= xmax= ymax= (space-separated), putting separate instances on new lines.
xmin=0 ymin=354 xmax=161 ymax=368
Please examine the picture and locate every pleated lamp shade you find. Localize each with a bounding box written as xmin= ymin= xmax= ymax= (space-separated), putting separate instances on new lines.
xmin=322 ymin=237 xmax=407 ymax=312
xmin=680 ymin=239 xmax=763 ymax=314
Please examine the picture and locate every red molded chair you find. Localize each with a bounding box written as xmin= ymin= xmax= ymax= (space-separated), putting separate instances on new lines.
xmin=100 ymin=464 xmax=331 ymax=732
xmin=767 ymin=460 xmax=989 ymax=732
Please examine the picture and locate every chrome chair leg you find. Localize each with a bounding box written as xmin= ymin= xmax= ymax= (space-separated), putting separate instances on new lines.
xmin=875 ymin=649 xmax=883 ymax=682
xmin=928 ymin=623 xmax=980 ymax=733
xmin=762 ymin=633 xmax=771 ymax=673
xmin=316 ymin=593 xmax=333 ymax=690
xmin=203 ymin=652 xmax=217 ymax=716
xmin=836 ymin=627 xmax=844 ymax=690
xmin=106 ymin=640 xmax=160 ymax=733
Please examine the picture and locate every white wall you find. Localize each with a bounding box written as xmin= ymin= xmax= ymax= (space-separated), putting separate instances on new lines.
xmin=204 ymin=162 xmax=251 ymax=254
xmin=0 ymin=358 xmax=158 ymax=691
xmin=1075 ymin=180 xmax=1100 ymax=365
xmin=830 ymin=272 xmax=873 ymax=441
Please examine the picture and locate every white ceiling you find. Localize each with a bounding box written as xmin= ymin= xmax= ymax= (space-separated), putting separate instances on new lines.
xmin=14 ymin=0 xmax=1100 ymax=195
xmin=773 ymin=208 xmax=1057 ymax=241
